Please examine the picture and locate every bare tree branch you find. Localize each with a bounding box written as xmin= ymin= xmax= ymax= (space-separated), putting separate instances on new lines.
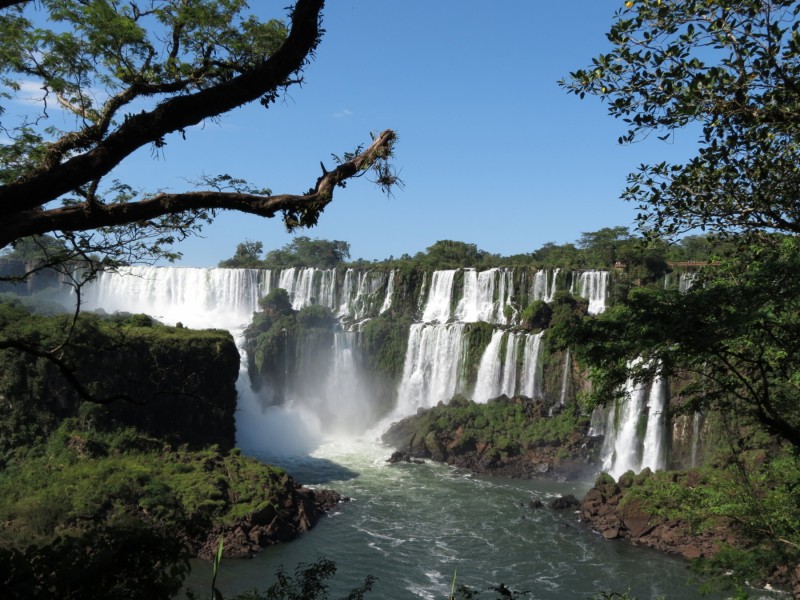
xmin=0 ymin=129 xmax=397 ymax=247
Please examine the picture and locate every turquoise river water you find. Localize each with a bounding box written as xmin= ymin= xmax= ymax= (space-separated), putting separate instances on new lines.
xmin=183 ymin=438 xmax=732 ymax=600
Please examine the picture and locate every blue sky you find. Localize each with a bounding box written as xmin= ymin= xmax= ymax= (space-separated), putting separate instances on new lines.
xmin=67 ymin=2 xmax=700 ymax=266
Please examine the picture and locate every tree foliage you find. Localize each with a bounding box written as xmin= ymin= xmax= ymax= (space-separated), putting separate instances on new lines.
xmin=563 ymin=0 xmax=800 ymax=446
xmin=563 ymin=0 xmax=800 ymax=240
xmin=0 ymin=0 xmax=397 ymax=269
xmin=563 ymin=2 xmax=800 ymax=589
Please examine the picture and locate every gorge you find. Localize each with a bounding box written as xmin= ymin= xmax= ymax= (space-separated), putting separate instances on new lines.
xmin=62 ymin=262 xmax=728 ymax=598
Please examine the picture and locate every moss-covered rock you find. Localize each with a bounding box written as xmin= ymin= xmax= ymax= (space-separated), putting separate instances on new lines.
xmin=0 ymin=303 xmax=240 ymax=457
xmin=382 ymin=395 xmax=600 ymax=480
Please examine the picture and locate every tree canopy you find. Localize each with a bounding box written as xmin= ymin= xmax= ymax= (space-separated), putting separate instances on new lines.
xmin=564 ymin=0 xmax=800 ymax=240
xmin=219 ymin=236 xmax=350 ymax=269
xmin=562 ymin=3 xmax=800 ymax=587
xmin=563 ymin=0 xmax=800 ymax=444
xmin=0 ymin=0 xmax=397 ymax=272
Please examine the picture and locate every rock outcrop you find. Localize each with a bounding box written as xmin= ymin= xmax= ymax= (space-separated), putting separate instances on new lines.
xmin=196 ymin=476 xmax=347 ymax=559
xmin=382 ymin=395 xmax=601 ymax=481
xmin=579 ymin=471 xmax=733 ymax=560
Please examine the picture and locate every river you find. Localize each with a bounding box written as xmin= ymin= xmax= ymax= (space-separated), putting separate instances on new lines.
xmin=184 ymin=433 xmax=721 ymax=599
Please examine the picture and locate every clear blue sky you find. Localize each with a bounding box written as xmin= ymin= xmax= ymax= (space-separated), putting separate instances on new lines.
xmin=106 ymin=1 xmax=700 ymax=267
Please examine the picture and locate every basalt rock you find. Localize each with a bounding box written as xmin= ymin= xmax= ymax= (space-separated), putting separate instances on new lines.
xmin=579 ymin=473 xmax=731 ymax=559
xmin=549 ymin=494 xmax=580 ymax=510
xmin=386 ymin=451 xmax=424 ymax=464
xmin=196 ymin=481 xmax=348 ymax=559
xmin=382 ymin=396 xmax=601 ymax=481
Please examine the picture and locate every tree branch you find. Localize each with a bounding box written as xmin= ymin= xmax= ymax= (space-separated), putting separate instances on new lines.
xmin=0 ymin=129 xmax=397 ymax=246
xmin=0 ymin=0 xmax=325 ymax=215
xmin=0 ymin=0 xmax=30 ymax=9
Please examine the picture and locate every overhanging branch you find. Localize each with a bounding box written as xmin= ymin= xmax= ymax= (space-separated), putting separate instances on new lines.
xmin=0 ymin=0 xmax=325 ymax=215
xmin=0 ymin=129 xmax=397 ymax=246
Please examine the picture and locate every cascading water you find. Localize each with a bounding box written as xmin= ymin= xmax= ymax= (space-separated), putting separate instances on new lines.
xmin=518 ymin=331 xmax=544 ymax=400
xmin=530 ymin=268 xmax=560 ymax=303
xmin=379 ymin=270 xmax=395 ymax=314
xmin=691 ymin=411 xmax=704 ymax=467
xmin=421 ymin=270 xmax=456 ymax=323
xmin=82 ymin=265 xmax=260 ymax=329
xmin=641 ymin=374 xmax=667 ymax=471
xmin=559 ymin=349 xmax=571 ymax=406
xmin=472 ymin=330 xmax=506 ymax=401
xmin=500 ymin=332 xmax=521 ymax=397
xmin=603 ymin=375 xmax=648 ymax=478
xmin=578 ymin=270 xmax=609 ymax=315
xmin=394 ymin=323 xmax=466 ymax=415
xmin=679 ymin=272 xmax=697 ymax=293
xmin=600 ymin=365 xmax=669 ymax=478
xmin=455 ymin=268 xmax=516 ymax=325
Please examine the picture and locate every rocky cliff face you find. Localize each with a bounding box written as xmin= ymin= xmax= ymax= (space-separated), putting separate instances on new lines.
xmin=0 ymin=309 xmax=241 ymax=451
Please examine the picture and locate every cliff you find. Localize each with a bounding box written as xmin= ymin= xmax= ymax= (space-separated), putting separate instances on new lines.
xmin=0 ymin=301 xmax=344 ymax=597
xmin=0 ymin=303 xmax=240 ymax=452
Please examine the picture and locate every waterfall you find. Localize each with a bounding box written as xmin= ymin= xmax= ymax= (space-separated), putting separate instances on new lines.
xmin=578 ymin=270 xmax=609 ymax=315
xmin=559 ymin=349 xmax=571 ymax=406
xmin=530 ymin=270 xmax=549 ymax=302
xmin=456 ymin=269 xmax=496 ymax=323
xmin=519 ymin=332 xmax=544 ymax=399
xmin=602 ymin=365 xmax=669 ymax=479
xmin=691 ymin=412 xmax=703 ymax=467
xmin=529 ymin=268 xmax=559 ymax=303
xmin=82 ymin=264 xmax=665 ymax=467
xmin=547 ymin=268 xmax=560 ymax=302
xmin=338 ymin=269 xmax=388 ymax=321
xmin=603 ymin=375 xmax=648 ymax=478
xmin=395 ymin=323 xmax=466 ymax=415
xmin=313 ymin=330 xmax=375 ymax=435
xmin=421 ymin=270 xmax=457 ymax=323
xmin=641 ymin=374 xmax=667 ymax=471
xmin=82 ymin=266 xmax=260 ymax=330
xmin=679 ymin=272 xmax=697 ymax=293
xmin=379 ymin=270 xmax=395 ymax=314
xmin=500 ymin=333 xmax=521 ymax=397
xmin=473 ymin=330 xmax=506 ymax=402
xmin=277 ymin=267 xmax=336 ymax=311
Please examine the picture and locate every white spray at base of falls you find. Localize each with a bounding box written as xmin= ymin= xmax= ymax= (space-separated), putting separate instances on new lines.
xmin=79 ymin=265 xmax=394 ymax=455
xmin=79 ymin=265 xmax=668 ymax=469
